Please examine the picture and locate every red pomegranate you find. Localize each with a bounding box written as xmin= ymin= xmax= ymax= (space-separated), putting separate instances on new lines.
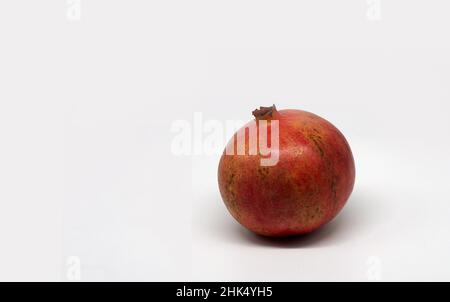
xmin=218 ymin=105 xmax=355 ymax=237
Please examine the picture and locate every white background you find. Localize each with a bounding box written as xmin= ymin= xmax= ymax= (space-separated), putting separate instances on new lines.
xmin=0 ymin=1 xmax=450 ymax=281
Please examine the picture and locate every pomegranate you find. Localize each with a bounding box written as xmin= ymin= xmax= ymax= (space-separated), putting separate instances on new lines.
xmin=218 ymin=105 xmax=355 ymax=237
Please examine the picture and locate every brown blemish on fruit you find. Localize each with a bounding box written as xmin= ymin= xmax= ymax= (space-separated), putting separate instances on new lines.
xmin=307 ymin=129 xmax=339 ymax=209
xmin=292 ymin=148 xmax=304 ymax=157
xmin=308 ymin=133 xmax=324 ymax=158
xmin=257 ymin=166 xmax=270 ymax=179
xmin=228 ymin=172 xmax=235 ymax=185
xmin=331 ymin=177 xmax=337 ymax=203
xmin=225 ymin=171 xmax=239 ymax=212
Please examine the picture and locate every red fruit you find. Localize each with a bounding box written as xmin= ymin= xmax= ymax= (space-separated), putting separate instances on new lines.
xmin=218 ymin=105 xmax=355 ymax=237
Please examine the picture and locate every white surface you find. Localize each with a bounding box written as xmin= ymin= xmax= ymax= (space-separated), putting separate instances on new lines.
xmin=1 ymin=1 xmax=450 ymax=281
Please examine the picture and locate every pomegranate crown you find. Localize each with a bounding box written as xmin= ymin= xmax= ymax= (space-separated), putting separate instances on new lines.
xmin=252 ymin=104 xmax=277 ymax=120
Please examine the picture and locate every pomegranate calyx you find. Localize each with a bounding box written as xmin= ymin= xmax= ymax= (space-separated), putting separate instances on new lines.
xmin=252 ymin=104 xmax=277 ymax=120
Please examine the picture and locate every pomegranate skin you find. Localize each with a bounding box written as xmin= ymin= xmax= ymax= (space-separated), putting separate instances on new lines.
xmin=218 ymin=108 xmax=355 ymax=237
